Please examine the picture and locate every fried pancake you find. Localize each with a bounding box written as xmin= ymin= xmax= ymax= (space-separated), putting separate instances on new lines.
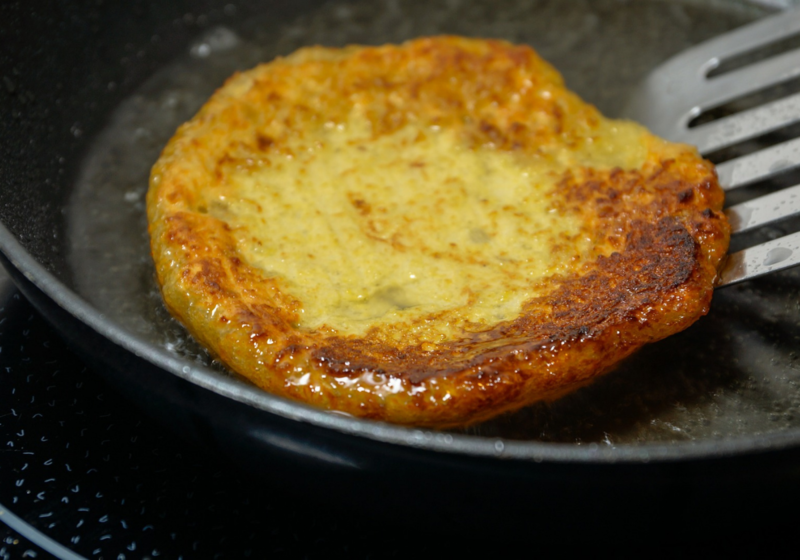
xmin=147 ymin=36 xmax=729 ymax=427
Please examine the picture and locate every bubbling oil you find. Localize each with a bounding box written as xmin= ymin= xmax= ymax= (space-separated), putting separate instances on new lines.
xmin=67 ymin=0 xmax=800 ymax=444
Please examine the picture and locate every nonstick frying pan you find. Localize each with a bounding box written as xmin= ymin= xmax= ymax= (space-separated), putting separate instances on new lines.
xmin=3 ymin=0 xmax=800 ymax=537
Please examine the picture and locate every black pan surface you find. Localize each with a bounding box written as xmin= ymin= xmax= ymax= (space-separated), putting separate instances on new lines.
xmin=4 ymin=0 xmax=800 ymax=527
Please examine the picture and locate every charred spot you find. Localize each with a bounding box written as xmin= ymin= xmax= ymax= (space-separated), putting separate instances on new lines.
xmin=581 ymin=180 xmax=604 ymax=197
xmin=702 ymin=208 xmax=714 ymax=218
xmin=347 ymin=192 xmax=372 ymax=215
xmin=255 ymin=133 xmax=274 ymax=151
xmin=552 ymin=104 xmax=564 ymax=134
xmin=508 ymin=121 xmax=527 ymax=147
xmin=312 ymin=347 xmax=379 ymax=377
xmin=597 ymin=205 xmax=615 ymax=218
xmin=273 ymin=344 xmax=308 ymax=364
xmin=187 ymin=259 xmax=229 ymax=296
xmin=479 ymin=120 xmax=504 ymax=144
xmin=217 ymin=153 xmax=235 ymax=167
xmin=678 ymin=189 xmax=694 ymax=203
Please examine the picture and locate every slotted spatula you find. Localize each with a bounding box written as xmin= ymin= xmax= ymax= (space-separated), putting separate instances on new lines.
xmin=623 ymin=5 xmax=800 ymax=286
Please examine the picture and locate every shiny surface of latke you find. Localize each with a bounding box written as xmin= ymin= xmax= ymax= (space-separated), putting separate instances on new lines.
xmin=147 ymin=36 xmax=729 ymax=426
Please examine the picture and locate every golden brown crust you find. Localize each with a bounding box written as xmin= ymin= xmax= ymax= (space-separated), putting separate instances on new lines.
xmin=147 ymin=36 xmax=729 ymax=427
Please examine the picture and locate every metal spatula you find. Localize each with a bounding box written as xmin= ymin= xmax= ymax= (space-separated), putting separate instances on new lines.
xmin=622 ymin=5 xmax=800 ymax=286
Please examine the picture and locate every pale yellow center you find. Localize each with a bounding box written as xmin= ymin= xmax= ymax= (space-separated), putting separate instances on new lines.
xmin=213 ymin=114 xmax=649 ymax=336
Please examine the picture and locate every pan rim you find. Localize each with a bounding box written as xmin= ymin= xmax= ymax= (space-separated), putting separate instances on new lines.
xmin=2 ymin=221 xmax=800 ymax=465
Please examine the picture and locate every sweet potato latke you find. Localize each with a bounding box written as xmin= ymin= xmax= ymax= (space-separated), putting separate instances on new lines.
xmin=147 ymin=36 xmax=729 ymax=427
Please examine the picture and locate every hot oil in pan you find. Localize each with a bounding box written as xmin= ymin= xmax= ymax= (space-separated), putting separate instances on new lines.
xmin=66 ymin=0 xmax=800 ymax=444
